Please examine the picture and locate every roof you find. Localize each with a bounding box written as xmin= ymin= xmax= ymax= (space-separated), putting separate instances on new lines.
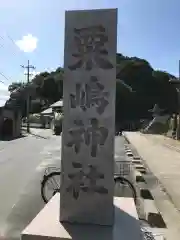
xmin=41 ymin=108 xmax=53 ymax=115
xmin=50 ymin=100 xmax=63 ymax=108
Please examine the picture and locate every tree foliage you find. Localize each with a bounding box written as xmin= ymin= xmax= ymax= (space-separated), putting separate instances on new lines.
xmin=6 ymin=54 xmax=178 ymax=123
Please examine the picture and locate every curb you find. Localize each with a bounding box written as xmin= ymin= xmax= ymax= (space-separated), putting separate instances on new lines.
xmin=22 ymin=130 xmax=51 ymax=140
xmin=29 ymin=132 xmax=50 ymax=140
xmin=134 ymin=170 xmax=145 ymax=183
xmin=123 ymin=138 xmax=166 ymax=229
xmin=143 ymin=200 xmax=166 ymax=228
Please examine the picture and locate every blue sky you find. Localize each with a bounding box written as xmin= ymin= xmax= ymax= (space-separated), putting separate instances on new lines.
xmin=0 ymin=0 xmax=180 ymax=91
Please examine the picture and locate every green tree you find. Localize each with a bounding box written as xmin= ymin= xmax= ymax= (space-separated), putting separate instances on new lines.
xmin=153 ymin=70 xmax=178 ymax=113
xmin=8 ymin=82 xmax=24 ymax=93
xmin=6 ymin=54 xmax=178 ymax=124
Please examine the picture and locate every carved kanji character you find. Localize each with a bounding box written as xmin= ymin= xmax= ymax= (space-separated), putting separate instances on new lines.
xmin=68 ymin=25 xmax=113 ymax=70
xmin=84 ymin=118 xmax=108 ymax=157
xmin=66 ymin=120 xmax=85 ymax=154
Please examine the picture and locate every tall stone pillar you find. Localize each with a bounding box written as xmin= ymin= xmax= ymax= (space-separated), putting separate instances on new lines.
xmin=60 ymin=8 xmax=117 ymax=226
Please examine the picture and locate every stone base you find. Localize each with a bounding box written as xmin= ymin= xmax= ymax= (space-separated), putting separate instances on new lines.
xmin=21 ymin=194 xmax=142 ymax=240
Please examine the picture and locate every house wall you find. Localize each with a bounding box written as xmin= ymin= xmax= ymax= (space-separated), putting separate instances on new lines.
xmin=0 ymin=115 xmax=3 ymax=135
xmin=2 ymin=109 xmax=21 ymax=138
xmin=3 ymin=109 xmax=14 ymax=119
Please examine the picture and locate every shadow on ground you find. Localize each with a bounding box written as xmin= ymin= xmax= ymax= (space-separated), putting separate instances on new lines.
xmin=0 ymin=134 xmax=27 ymax=142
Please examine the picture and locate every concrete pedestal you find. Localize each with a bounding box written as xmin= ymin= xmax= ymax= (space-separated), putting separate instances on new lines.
xmin=21 ymin=194 xmax=143 ymax=240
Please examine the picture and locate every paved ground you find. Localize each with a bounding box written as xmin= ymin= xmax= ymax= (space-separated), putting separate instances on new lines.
xmin=124 ymin=132 xmax=180 ymax=211
xmin=0 ymin=129 xmax=61 ymax=239
xmin=0 ymin=129 xmax=128 ymax=240
xmin=124 ymin=131 xmax=180 ymax=240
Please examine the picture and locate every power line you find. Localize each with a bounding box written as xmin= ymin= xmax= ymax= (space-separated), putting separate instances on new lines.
xmin=6 ymin=33 xmax=40 ymax=63
xmin=0 ymin=71 xmax=12 ymax=83
xmin=0 ymin=36 xmax=5 ymax=49
xmin=0 ymin=34 xmax=27 ymax=61
xmin=6 ymin=34 xmax=28 ymax=61
xmin=0 ymin=38 xmax=14 ymax=83
xmin=6 ymin=34 xmax=16 ymax=45
xmin=0 ymin=36 xmax=9 ymax=52
xmin=0 ymin=34 xmax=26 ymax=70
xmin=0 ymin=34 xmax=28 ymax=84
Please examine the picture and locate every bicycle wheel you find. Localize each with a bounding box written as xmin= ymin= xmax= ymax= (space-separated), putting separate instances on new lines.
xmin=41 ymin=172 xmax=61 ymax=203
xmin=114 ymin=176 xmax=137 ymax=203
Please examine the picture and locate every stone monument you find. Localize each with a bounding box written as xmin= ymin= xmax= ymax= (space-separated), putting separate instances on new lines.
xmin=60 ymin=8 xmax=117 ymax=226
xmin=143 ymin=104 xmax=170 ymax=134
xmin=21 ymin=8 xmax=144 ymax=240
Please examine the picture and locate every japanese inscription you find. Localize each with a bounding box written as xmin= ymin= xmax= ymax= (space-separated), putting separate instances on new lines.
xmin=70 ymin=76 xmax=109 ymax=114
xmin=66 ymin=120 xmax=85 ymax=154
xmin=66 ymin=162 xmax=108 ymax=199
xmin=68 ymin=25 xmax=114 ymax=71
xmin=66 ymin=118 xmax=108 ymax=157
xmin=61 ymin=9 xmax=117 ymax=225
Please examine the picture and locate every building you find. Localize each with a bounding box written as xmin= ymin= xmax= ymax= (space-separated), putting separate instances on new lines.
xmin=40 ymin=100 xmax=63 ymax=132
xmin=0 ymin=107 xmax=22 ymax=139
xmin=50 ymin=100 xmax=63 ymax=112
xmin=0 ymin=83 xmax=22 ymax=139
xmin=40 ymin=107 xmax=53 ymax=128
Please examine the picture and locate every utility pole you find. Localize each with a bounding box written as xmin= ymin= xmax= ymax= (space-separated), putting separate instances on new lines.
xmin=21 ymin=60 xmax=35 ymax=133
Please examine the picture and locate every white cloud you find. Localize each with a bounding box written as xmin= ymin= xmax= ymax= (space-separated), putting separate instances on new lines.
xmin=0 ymin=83 xmax=10 ymax=107
xmin=15 ymin=34 xmax=38 ymax=53
xmin=0 ymin=83 xmax=8 ymax=91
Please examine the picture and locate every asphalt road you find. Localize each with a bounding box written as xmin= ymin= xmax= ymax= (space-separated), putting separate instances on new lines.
xmin=0 ymin=130 xmax=127 ymax=240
